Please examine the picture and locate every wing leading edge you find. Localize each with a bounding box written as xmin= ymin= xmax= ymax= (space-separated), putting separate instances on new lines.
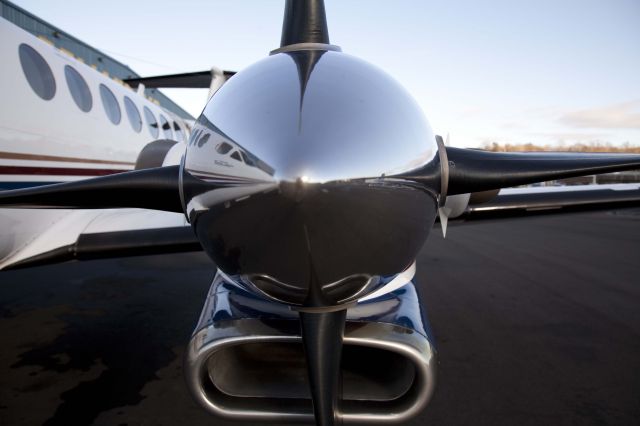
xmin=0 ymin=207 xmax=197 ymax=271
xmin=467 ymin=183 xmax=640 ymax=218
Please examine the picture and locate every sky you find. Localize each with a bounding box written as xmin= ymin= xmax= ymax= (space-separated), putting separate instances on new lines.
xmin=10 ymin=0 xmax=640 ymax=148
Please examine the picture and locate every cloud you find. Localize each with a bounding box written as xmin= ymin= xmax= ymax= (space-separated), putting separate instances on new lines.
xmin=559 ymin=100 xmax=640 ymax=129
xmin=530 ymin=132 xmax=610 ymax=141
xmin=501 ymin=121 xmax=525 ymax=130
xmin=456 ymin=106 xmax=487 ymax=118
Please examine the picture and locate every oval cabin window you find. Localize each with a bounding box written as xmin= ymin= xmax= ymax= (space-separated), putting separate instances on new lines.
xmin=159 ymin=115 xmax=173 ymax=139
xmin=64 ymin=65 xmax=92 ymax=112
xmin=124 ymin=96 xmax=142 ymax=132
xmin=216 ymin=142 xmax=232 ymax=154
xmin=144 ymin=106 xmax=159 ymax=138
xmin=99 ymin=84 xmax=121 ymax=125
xmin=174 ymin=122 xmax=186 ymax=142
xmin=18 ymin=44 xmax=56 ymax=101
xmin=198 ymin=133 xmax=210 ymax=147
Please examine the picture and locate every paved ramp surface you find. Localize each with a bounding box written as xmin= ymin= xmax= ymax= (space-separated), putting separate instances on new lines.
xmin=0 ymin=208 xmax=639 ymax=425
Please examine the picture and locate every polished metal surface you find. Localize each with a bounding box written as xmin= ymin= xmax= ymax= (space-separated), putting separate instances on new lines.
xmin=184 ymin=271 xmax=437 ymax=424
xmin=270 ymin=42 xmax=342 ymax=54
xmin=182 ymin=49 xmax=439 ymax=307
xmin=186 ymin=50 xmax=436 ymax=184
xmin=436 ymin=135 xmax=449 ymax=207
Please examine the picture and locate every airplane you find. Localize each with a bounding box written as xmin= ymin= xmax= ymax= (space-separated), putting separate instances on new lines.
xmin=0 ymin=14 xmax=192 ymax=189
xmin=0 ymin=3 xmax=234 ymax=269
xmin=0 ymin=1 xmax=639 ymax=425
xmin=0 ymin=0 xmax=237 ymax=191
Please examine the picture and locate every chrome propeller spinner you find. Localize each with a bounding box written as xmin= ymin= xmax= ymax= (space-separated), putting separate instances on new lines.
xmin=1 ymin=1 xmax=640 ymax=424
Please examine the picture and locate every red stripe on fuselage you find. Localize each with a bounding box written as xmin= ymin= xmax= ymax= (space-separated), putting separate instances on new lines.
xmin=0 ymin=151 xmax=135 ymax=166
xmin=0 ymin=166 xmax=131 ymax=176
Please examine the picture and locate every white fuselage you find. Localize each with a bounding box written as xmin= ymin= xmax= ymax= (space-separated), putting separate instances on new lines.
xmin=0 ymin=17 xmax=189 ymax=189
xmin=0 ymin=16 xmax=192 ymax=266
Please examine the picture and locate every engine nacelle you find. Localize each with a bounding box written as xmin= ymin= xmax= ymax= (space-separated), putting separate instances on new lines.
xmin=134 ymin=139 xmax=179 ymax=169
xmin=185 ymin=272 xmax=437 ymax=424
xmin=443 ymin=189 xmax=501 ymax=219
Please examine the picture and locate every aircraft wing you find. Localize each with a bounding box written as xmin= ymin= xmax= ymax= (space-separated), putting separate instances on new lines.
xmin=2 ymin=183 xmax=638 ymax=271
xmin=466 ymin=183 xmax=640 ymax=218
xmin=0 ymin=208 xmax=198 ymax=271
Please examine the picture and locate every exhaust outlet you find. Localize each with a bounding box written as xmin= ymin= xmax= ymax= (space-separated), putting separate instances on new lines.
xmin=185 ymin=272 xmax=437 ymax=424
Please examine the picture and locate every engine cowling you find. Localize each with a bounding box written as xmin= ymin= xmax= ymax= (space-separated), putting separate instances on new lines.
xmin=134 ymin=139 xmax=179 ymax=169
xmin=443 ymin=189 xmax=501 ymax=219
xmin=185 ymin=272 xmax=437 ymax=424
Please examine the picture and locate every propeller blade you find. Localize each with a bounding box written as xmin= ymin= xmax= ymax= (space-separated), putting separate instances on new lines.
xmin=123 ymin=70 xmax=236 ymax=89
xmin=437 ymin=206 xmax=449 ymax=238
xmin=280 ymin=0 xmax=330 ymax=47
xmin=0 ymin=166 xmax=183 ymax=212
xmin=299 ymin=309 xmax=346 ymax=426
xmin=446 ymin=148 xmax=640 ymax=194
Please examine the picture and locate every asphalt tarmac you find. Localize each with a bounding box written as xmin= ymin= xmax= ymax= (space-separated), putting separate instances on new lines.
xmin=0 ymin=208 xmax=639 ymax=426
